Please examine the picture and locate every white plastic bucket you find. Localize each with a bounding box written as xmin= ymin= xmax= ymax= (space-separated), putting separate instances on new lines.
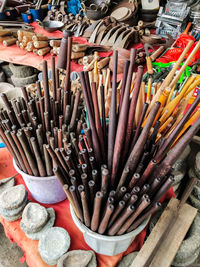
xmin=70 ymin=204 xmax=149 ymax=256
xmin=13 ymin=159 xmax=66 ymax=204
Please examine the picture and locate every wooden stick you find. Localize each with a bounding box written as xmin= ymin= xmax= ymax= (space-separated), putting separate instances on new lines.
xmin=111 ymin=49 xmax=136 ymax=187
xmin=147 ymin=40 xmax=193 ymax=114
xmin=91 ymin=82 xmax=105 ymax=161
xmin=108 ymin=50 xmax=118 ymax=173
xmin=42 ymin=60 xmax=50 ymax=115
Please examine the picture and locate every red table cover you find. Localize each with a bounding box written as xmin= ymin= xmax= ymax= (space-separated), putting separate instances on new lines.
xmin=0 ymin=148 xmax=174 ymax=267
xmin=0 ymin=22 xmax=112 ymax=70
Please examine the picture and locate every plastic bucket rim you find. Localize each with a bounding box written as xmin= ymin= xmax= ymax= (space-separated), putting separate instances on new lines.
xmin=13 ymin=159 xmax=56 ymax=181
xmin=70 ymin=204 xmax=150 ymax=242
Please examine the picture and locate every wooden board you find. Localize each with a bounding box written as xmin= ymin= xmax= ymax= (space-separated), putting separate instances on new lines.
xmin=131 ymin=198 xmax=197 ymax=267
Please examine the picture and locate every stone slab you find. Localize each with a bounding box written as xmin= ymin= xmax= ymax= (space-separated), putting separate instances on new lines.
xmin=57 ymin=250 xmax=97 ymax=267
xmin=24 ymin=208 xmax=55 ymax=240
xmin=39 ymin=227 xmax=70 ymax=266
xmin=21 ymin=203 xmax=48 ymax=234
xmin=0 ymin=185 xmax=27 ymax=210
xmin=0 ymin=177 xmax=15 ymax=196
xmin=117 ymin=252 xmax=138 ymax=267
xmin=0 ymin=194 xmax=28 ymax=217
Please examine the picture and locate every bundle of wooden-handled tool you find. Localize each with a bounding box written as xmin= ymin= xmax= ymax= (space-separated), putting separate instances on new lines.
xmin=0 ymin=38 xmax=86 ymax=177
xmin=50 ymin=40 xmax=90 ymax=59
xmin=0 ymin=29 xmax=17 ymax=46
xmin=16 ymin=30 xmax=51 ymax=56
xmin=46 ymin=40 xmax=200 ymax=235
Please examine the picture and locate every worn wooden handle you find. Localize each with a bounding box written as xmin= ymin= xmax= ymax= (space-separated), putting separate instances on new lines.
xmin=0 ymin=30 xmax=12 ymax=37
xmin=164 ymin=40 xmax=194 ymax=87
xmin=169 ymin=40 xmax=200 ymax=89
xmin=37 ymin=47 xmax=50 ymax=56
xmin=183 ymin=22 xmax=192 ymax=35
xmin=34 ymin=41 xmax=49 ymax=49
xmin=0 ymin=36 xmax=12 ymax=42
xmin=72 ymin=44 xmax=88 ymax=52
xmin=50 ymin=39 xmax=61 ymax=47
xmin=97 ymin=57 xmax=110 ymax=69
xmin=83 ymin=55 xmax=94 ymax=65
xmin=150 ymin=46 xmax=165 ymax=61
xmin=146 ymin=56 xmax=153 ymax=75
xmin=32 ymin=35 xmax=48 ymax=41
xmin=3 ymin=38 xmax=16 ymax=46
xmin=71 ymin=51 xmax=85 ymax=59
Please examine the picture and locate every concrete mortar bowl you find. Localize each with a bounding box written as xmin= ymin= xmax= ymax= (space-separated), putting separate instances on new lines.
xmin=70 ymin=204 xmax=149 ymax=256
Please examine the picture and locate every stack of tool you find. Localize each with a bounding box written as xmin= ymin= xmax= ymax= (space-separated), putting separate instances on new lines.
xmin=17 ymin=30 xmax=50 ymax=56
xmin=0 ymin=28 xmax=16 ymax=46
xmin=0 ymin=36 xmax=86 ymax=177
xmin=50 ymin=39 xmax=61 ymax=56
xmin=46 ymin=39 xmax=200 ymax=236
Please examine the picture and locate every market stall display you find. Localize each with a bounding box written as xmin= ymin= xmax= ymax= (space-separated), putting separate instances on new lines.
xmin=0 ymin=0 xmax=199 ymax=266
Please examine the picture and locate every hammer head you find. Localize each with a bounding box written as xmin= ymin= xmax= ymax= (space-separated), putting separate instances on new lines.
xmin=144 ymin=43 xmax=154 ymax=57
xmin=164 ymin=34 xmax=174 ymax=48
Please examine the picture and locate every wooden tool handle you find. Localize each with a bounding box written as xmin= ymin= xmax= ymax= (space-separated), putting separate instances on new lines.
xmin=150 ymin=46 xmax=165 ymax=61
xmin=146 ymin=77 xmax=153 ymax=103
xmin=183 ymin=22 xmax=192 ymax=35
xmin=32 ymin=35 xmax=48 ymax=41
xmin=0 ymin=30 xmax=12 ymax=37
xmin=164 ymin=40 xmax=193 ymax=87
xmin=0 ymin=36 xmax=12 ymax=42
xmin=72 ymin=44 xmax=88 ymax=52
xmin=146 ymin=56 xmax=153 ymax=75
xmin=97 ymin=57 xmax=110 ymax=69
xmin=83 ymin=55 xmax=94 ymax=65
xmin=37 ymin=47 xmax=50 ymax=56
xmin=50 ymin=39 xmax=61 ymax=47
xmin=71 ymin=51 xmax=85 ymax=59
xmin=3 ymin=38 xmax=16 ymax=46
xmin=34 ymin=41 xmax=48 ymax=49
xmin=21 ymin=31 xmax=34 ymax=37
xmin=169 ymin=40 xmax=200 ymax=89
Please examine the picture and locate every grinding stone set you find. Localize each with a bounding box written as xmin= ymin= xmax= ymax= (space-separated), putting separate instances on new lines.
xmin=0 ymin=184 xmax=28 ymax=221
xmin=0 ymin=1 xmax=200 ymax=267
xmin=0 ymin=186 xmax=98 ymax=267
xmin=20 ymin=203 xmax=56 ymax=240
xmin=39 ymin=227 xmax=70 ymax=265
xmin=57 ymin=250 xmax=97 ymax=267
